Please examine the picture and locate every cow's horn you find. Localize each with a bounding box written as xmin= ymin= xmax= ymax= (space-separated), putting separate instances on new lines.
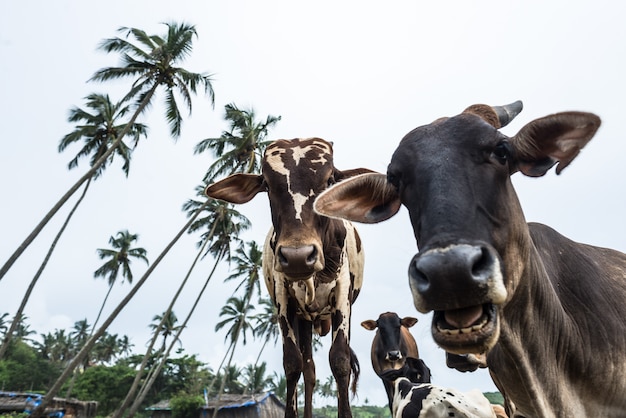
xmin=492 ymin=100 xmax=523 ymax=128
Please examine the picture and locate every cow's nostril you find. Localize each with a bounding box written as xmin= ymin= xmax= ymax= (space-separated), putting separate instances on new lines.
xmin=471 ymin=246 xmax=494 ymax=279
xmin=306 ymin=246 xmax=318 ymax=266
xmin=410 ymin=257 xmax=431 ymax=293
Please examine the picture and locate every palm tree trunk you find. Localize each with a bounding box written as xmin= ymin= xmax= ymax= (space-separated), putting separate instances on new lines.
xmin=212 ymin=283 xmax=255 ymax=418
xmin=29 ymin=198 xmax=203 ymax=418
xmin=212 ymin=328 xmax=242 ymax=418
xmin=65 ymin=278 xmax=114 ymax=399
xmin=0 ymin=83 xmax=159 ymax=283
xmin=0 ymin=178 xmax=92 ymax=360
xmin=91 ymin=282 xmax=115 ymax=335
xmin=125 ymin=254 xmax=222 ymax=418
xmin=111 ymin=201 xmax=214 ymax=418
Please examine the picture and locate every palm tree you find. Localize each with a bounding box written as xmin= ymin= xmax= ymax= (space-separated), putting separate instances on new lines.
xmin=211 ymin=294 xmax=256 ymax=417
xmin=0 ymin=95 xmax=146 ymax=361
xmin=242 ymin=362 xmax=273 ymax=394
xmin=117 ymin=335 xmax=134 ymax=358
xmin=0 ymin=313 xmax=9 ymax=337
xmin=29 ymin=205 xmax=208 ymax=418
xmin=149 ymin=311 xmax=182 ymax=353
xmin=250 ymin=298 xmax=280 ymax=372
xmin=114 ymin=191 xmax=250 ymax=418
xmin=269 ymin=372 xmax=287 ymax=401
xmin=92 ymin=230 xmax=148 ymax=330
xmin=0 ymin=21 xmax=214 ymax=283
xmin=195 ymin=103 xmax=281 ymax=182
xmin=69 ymin=319 xmax=92 ymax=360
xmin=92 ymin=332 xmax=121 ymax=365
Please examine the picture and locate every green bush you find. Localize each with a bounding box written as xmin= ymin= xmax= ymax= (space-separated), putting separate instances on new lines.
xmin=170 ymin=393 xmax=204 ymax=418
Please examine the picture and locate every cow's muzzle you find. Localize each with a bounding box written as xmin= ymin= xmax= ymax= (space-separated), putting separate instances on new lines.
xmin=276 ymin=244 xmax=323 ymax=279
xmin=408 ymin=243 xmax=507 ymax=353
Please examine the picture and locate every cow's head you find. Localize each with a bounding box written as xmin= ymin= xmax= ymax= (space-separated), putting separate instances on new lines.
xmin=361 ymin=312 xmax=420 ymax=375
xmin=315 ymin=102 xmax=601 ymax=354
xmin=206 ymin=137 xmax=370 ymax=283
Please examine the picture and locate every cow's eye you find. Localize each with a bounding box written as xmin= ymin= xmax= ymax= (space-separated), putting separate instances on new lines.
xmin=327 ymin=176 xmax=336 ymax=187
xmin=492 ymin=142 xmax=511 ymax=165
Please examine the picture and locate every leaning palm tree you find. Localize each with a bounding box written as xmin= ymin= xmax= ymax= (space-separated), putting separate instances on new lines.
xmin=113 ymin=190 xmax=250 ymax=418
xmin=210 ymin=241 xmax=262 ymax=406
xmin=0 ymin=21 xmax=214 ymax=283
xmin=92 ymin=230 xmax=149 ymax=331
xmin=65 ymin=230 xmax=146 ymax=399
xmin=195 ymin=103 xmax=281 ymax=182
xmin=0 ymin=94 xmax=145 ymax=361
xmin=212 ymin=295 xmax=256 ymax=408
xmin=249 ymin=298 xmax=280 ymax=373
xmin=29 ymin=202 xmax=209 ymax=418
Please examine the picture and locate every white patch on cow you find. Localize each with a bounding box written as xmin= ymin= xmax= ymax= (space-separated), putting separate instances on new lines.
xmin=265 ymin=142 xmax=329 ymax=221
xmin=291 ymin=191 xmax=312 ymax=221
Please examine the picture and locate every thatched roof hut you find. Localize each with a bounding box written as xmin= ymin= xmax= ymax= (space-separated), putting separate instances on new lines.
xmin=146 ymin=392 xmax=285 ymax=418
xmin=0 ymin=391 xmax=97 ymax=418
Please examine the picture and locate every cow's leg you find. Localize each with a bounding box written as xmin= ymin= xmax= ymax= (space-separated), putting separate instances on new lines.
xmin=298 ymin=318 xmax=315 ymax=418
xmin=281 ymin=298 xmax=303 ymax=418
xmin=329 ymin=312 xmax=353 ymax=418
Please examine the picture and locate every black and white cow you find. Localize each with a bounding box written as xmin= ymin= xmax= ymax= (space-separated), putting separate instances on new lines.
xmin=314 ymin=102 xmax=626 ymax=417
xmin=205 ymin=138 xmax=370 ymax=418
xmin=380 ymin=357 xmax=497 ymax=418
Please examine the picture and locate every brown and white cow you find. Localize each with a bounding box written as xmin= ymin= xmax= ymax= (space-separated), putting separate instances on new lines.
xmin=314 ymin=102 xmax=626 ymax=417
xmin=361 ymin=312 xmax=424 ymax=413
xmin=205 ymin=138 xmax=369 ymax=418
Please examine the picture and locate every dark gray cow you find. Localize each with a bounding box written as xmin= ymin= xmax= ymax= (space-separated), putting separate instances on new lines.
xmin=206 ymin=138 xmax=369 ymax=418
xmin=314 ymin=102 xmax=626 ymax=417
xmin=361 ymin=312 xmax=424 ymax=413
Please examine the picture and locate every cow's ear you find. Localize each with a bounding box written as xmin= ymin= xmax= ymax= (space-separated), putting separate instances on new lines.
xmin=315 ymin=173 xmax=401 ymax=224
xmin=205 ymin=173 xmax=265 ymax=204
xmin=401 ymin=317 xmax=418 ymax=328
xmin=360 ymin=319 xmax=378 ymax=331
xmin=511 ymin=111 xmax=601 ymax=177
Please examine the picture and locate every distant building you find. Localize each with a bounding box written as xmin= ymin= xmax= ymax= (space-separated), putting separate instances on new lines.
xmin=146 ymin=392 xmax=285 ymax=418
xmin=0 ymin=391 xmax=97 ymax=418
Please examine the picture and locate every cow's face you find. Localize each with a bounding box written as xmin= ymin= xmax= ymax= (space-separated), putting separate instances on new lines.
xmin=262 ymin=138 xmax=337 ymax=279
xmin=206 ymin=137 xmax=370 ymax=283
xmin=315 ymin=102 xmax=600 ymax=354
xmin=361 ymin=312 xmax=419 ymax=374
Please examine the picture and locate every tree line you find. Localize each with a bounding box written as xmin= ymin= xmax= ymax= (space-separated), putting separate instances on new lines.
xmin=0 ymin=312 xmax=346 ymax=417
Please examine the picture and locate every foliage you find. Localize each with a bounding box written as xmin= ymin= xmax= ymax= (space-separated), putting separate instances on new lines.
xmin=71 ymin=364 xmax=135 ymax=416
xmin=169 ymin=393 xmax=204 ymax=418
xmin=0 ymin=413 xmax=30 ymax=418
xmin=313 ymin=405 xmax=391 ymax=418
xmin=483 ymin=391 xmax=505 ymax=405
xmin=0 ymin=340 xmax=59 ymax=391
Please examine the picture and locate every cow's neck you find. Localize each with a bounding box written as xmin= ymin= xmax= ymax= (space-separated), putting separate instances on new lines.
xmin=491 ymin=226 xmax=593 ymax=417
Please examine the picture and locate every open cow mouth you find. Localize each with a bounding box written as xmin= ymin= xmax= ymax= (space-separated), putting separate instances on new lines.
xmin=432 ymin=303 xmax=498 ymax=354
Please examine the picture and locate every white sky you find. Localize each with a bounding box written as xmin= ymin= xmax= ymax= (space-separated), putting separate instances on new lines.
xmin=2 ymin=0 xmax=626 ymax=408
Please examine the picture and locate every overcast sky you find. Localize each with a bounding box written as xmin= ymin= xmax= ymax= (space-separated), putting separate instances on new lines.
xmin=2 ymin=0 xmax=626 ymax=408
